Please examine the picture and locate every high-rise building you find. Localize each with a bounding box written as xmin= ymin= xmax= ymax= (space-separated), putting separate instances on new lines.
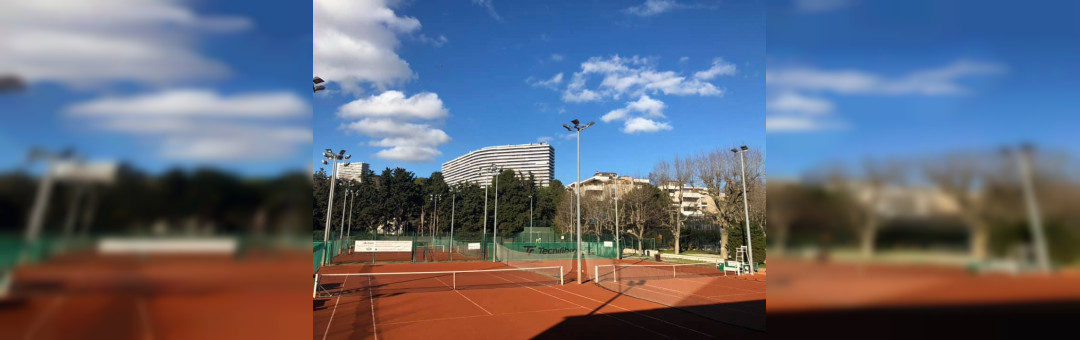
xmin=336 ymin=162 xmax=370 ymax=182
xmin=442 ymin=143 xmax=554 ymax=187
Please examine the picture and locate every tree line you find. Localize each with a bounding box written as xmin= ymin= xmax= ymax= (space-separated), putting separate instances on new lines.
xmin=313 ymin=167 xmax=566 ymax=239
xmin=0 ymin=165 xmax=310 ymax=238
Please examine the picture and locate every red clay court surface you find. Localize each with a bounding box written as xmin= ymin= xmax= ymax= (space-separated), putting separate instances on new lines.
xmin=766 ymin=257 xmax=1080 ymax=312
xmin=0 ymin=250 xmax=312 ymax=340
xmin=314 ymin=259 xmax=766 ymax=339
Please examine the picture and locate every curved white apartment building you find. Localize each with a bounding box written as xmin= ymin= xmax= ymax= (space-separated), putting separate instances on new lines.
xmin=442 ymin=143 xmax=554 ymax=187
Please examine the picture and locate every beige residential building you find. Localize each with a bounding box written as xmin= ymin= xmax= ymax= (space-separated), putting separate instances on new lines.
xmin=566 ymin=172 xmax=650 ymax=197
xmin=658 ymin=183 xmax=720 ymax=218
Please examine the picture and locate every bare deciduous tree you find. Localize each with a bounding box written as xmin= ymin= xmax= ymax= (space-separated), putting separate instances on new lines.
xmin=923 ymin=153 xmax=992 ymax=261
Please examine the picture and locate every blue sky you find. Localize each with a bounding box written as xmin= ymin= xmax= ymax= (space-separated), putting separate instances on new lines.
xmin=313 ymin=0 xmax=764 ymax=184
xmin=766 ymin=0 xmax=1080 ymax=178
xmin=0 ymin=0 xmax=311 ymax=176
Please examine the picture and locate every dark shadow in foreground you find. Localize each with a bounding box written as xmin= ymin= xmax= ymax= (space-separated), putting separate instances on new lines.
xmin=532 ymin=301 xmax=766 ymax=340
xmin=769 ymin=299 xmax=1080 ymax=339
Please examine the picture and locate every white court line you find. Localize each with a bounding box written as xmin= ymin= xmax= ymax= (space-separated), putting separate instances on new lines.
xmin=23 ymin=295 xmax=66 ymax=340
xmin=137 ymin=297 xmax=155 ymax=340
xmin=453 ymin=290 xmax=493 ymax=316
xmin=368 ymin=276 xmax=378 ymax=340
xmin=672 ymin=276 xmax=762 ymax=294
xmin=625 ymin=284 xmax=760 ymax=316
xmin=707 ymin=292 xmax=766 ymax=299
xmin=548 ymin=284 xmax=715 ymax=338
xmin=485 ymin=271 xmax=676 ymax=340
xmin=321 ymin=274 xmax=349 ymax=340
xmin=378 ymin=307 xmax=580 ymax=326
xmin=432 ymin=274 xmax=493 ymax=316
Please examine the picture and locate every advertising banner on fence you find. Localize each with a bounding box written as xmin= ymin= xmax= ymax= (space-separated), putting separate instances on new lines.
xmin=355 ymin=240 xmax=413 ymax=252
xmin=467 ymin=242 xmax=481 ymax=250
xmin=603 ymin=241 xmax=613 ymax=247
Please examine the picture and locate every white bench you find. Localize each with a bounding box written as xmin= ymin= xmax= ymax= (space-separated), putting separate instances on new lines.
xmin=721 ymin=260 xmax=742 ymax=276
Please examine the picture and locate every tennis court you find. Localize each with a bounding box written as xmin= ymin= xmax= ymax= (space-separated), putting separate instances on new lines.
xmin=594 ymin=263 xmax=767 ymax=331
xmin=313 ymin=260 xmax=766 ymax=339
xmin=1 ymin=250 xmax=312 ymax=340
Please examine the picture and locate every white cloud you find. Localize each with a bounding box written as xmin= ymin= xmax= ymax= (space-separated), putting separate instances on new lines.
xmin=337 ymin=91 xmax=448 ymax=121
xmin=65 ymin=89 xmax=310 ymax=160
xmin=345 ymin=118 xmax=450 ymax=162
xmin=0 ymin=0 xmax=250 ymax=87
xmin=766 ymin=115 xmax=845 ymax=132
xmin=679 ymin=56 xmax=690 ymax=63
xmin=624 ymin=117 xmax=673 ymax=133
xmin=558 ymin=55 xmax=726 ymax=102
xmin=313 ymin=0 xmax=423 ymax=94
xmin=765 ymin=59 xmax=1004 ymax=133
xmin=417 ymin=34 xmax=448 ymax=47
xmin=795 ymin=0 xmax=856 ymax=13
xmin=694 ymin=58 xmax=737 ymax=80
xmin=551 ymin=54 xmax=564 ymax=62
xmin=526 ymin=73 xmax=564 ymax=90
xmin=602 ymin=95 xmax=672 ymax=134
xmin=625 ymin=0 xmax=682 ymax=17
xmin=471 ymin=0 xmax=504 ymax=21
xmin=766 ymin=60 xmax=1006 ymax=96
xmin=766 ymin=92 xmax=833 ymax=115
xmin=68 ymin=89 xmax=309 ymax=118
xmin=339 ymin=92 xmax=452 ymax=162
xmin=537 ymin=136 xmax=553 ymax=143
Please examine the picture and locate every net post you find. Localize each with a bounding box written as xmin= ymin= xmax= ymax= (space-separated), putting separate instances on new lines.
xmin=613 ymin=265 xmax=617 ymax=283
xmin=312 ymin=274 xmax=319 ymax=298
xmin=453 ymin=272 xmax=457 ymax=290
xmin=673 ymin=266 xmax=676 ymax=278
xmin=594 ymin=265 xmax=598 ymax=284
xmin=560 ymin=266 xmax=564 ymax=285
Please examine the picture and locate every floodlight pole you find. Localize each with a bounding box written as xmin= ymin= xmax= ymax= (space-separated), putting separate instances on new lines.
xmin=432 ymin=194 xmax=439 ymax=254
xmin=614 ymin=180 xmax=620 ymax=260
xmin=338 ymin=184 xmax=349 ymax=255
xmin=346 ymin=185 xmax=355 ymax=251
xmin=493 ymin=169 xmax=499 ymax=262
xmin=1013 ymin=146 xmax=1051 ymax=272
xmin=483 ymin=178 xmax=489 ymax=260
xmin=565 ymin=119 xmax=594 ymax=284
xmin=734 ymin=146 xmax=755 ymax=275
xmin=21 ymin=155 xmax=62 ymax=263
xmin=450 ymin=189 xmax=456 ymax=261
xmin=530 ymin=194 xmax=534 ymax=243
xmin=322 ymin=157 xmax=338 ymax=266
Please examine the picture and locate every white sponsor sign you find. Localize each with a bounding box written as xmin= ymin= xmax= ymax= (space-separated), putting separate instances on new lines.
xmin=98 ymin=237 xmax=236 ymax=254
xmin=467 ymin=242 xmax=481 ymax=250
xmin=603 ymin=241 xmax=613 ymax=247
xmin=355 ymin=240 xmax=413 ymax=252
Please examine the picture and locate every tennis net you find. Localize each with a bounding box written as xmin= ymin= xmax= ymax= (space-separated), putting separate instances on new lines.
xmin=594 ymin=263 xmax=722 ymax=283
xmin=313 ymin=266 xmax=563 ymax=298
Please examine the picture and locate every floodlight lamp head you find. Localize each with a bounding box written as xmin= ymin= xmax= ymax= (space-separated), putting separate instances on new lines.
xmin=343 ymin=162 xmax=350 ymax=166
xmin=563 ymin=124 xmax=572 ymax=131
xmin=322 ymin=160 xmax=328 ymax=165
xmin=730 ymin=148 xmax=738 ymax=153
xmin=326 ymin=148 xmax=332 ymax=153
xmin=313 ymin=85 xmax=326 ymax=93
xmin=339 ymin=149 xmax=346 ymax=155
xmin=344 ymin=154 xmax=351 ymax=159
xmin=740 ymin=145 xmax=749 ymax=151
xmin=571 ymin=119 xmax=580 ymax=125
xmin=313 ymin=76 xmax=325 ymax=84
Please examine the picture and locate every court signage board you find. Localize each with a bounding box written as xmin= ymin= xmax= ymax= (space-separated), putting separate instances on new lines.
xmin=603 ymin=241 xmax=613 ymax=247
xmin=467 ymin=242 xmax=481 ymax=250
xmin=355 ymin=240 xmax=412 ymax=252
